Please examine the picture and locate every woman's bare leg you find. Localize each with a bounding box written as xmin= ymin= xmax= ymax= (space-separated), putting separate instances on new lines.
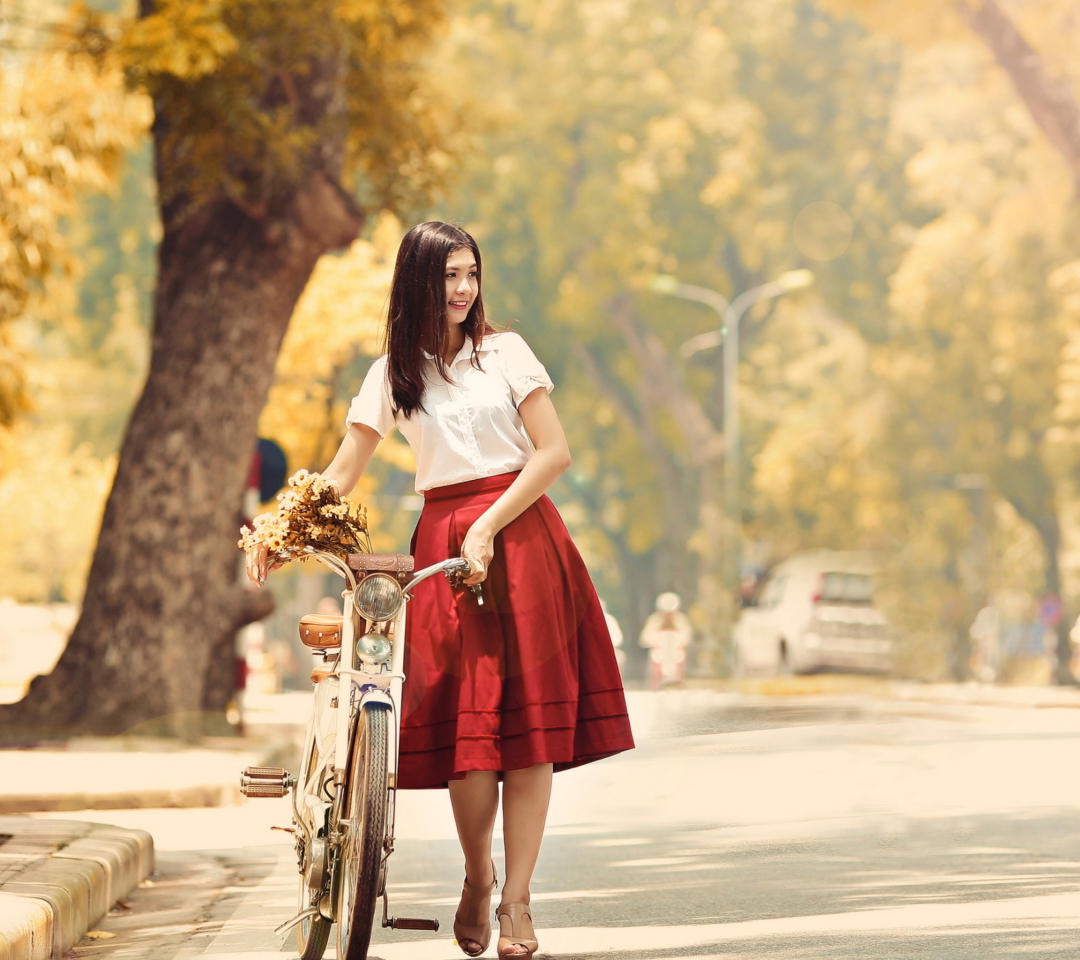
xmin=448 ymin=770 xmax=499 ymax=885
xmin=500 ymin=762 xmax=553 ymax=905
xmin=449 ymin=771 xmax=499 ymax=954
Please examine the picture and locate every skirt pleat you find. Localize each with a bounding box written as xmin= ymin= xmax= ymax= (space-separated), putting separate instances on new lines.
xmin=397 ymin=472 xmax=635 ymax=789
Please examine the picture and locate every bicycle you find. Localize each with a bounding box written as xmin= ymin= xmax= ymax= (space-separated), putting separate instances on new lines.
xmin=240 ymin=549 xmax=482 ymax=960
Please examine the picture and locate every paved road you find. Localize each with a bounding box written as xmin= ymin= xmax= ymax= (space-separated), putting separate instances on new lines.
xmin=44 ymin=688 xmax=1080 ymax=959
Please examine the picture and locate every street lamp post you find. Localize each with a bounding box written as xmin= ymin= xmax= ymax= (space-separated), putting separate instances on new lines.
xmin=650 ymin=269 xmax=814 ymax=672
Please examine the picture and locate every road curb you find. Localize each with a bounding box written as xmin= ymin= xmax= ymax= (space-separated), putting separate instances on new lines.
xmin=684 ymin=675 xmax=1080 ymax=708
xmin=0 ymin=816 xmax=154 ymax=960
xmin=0 ymin=895 xmax=51 ymax=960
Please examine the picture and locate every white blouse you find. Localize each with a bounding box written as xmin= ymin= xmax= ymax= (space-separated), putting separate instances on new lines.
xmin=345 ymin=331 xmax=554 ymax=492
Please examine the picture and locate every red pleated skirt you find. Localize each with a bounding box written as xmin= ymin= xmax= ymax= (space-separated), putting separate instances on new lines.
xmin=397 ymin=472 xmax=635 ymax=789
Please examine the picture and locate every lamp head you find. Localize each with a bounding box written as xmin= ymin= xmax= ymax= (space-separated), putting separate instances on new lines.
xmin=777 ymin=269 xmax=814 ymax=292
xmin=648 ymin=274 xmax=681 ymax=295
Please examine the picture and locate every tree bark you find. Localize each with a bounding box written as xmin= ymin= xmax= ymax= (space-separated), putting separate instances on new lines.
xmin=962 ymin=0 xmax=1080 ymax=193
xmin=0 ymin=7 xmax=365 ymax=737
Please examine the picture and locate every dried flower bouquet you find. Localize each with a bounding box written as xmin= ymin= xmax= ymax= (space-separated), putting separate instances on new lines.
xmin=238 ymin=469 xmax=371 ymax=563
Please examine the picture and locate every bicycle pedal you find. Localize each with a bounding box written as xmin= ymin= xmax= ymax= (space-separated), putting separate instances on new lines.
xmin=240 ymin=766 xmax=295 ymax=798
xmin=385 ymin=916 xmax=440 ymax=931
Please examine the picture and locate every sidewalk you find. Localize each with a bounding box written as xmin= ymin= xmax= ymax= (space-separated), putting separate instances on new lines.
xmin=0 ymin=691 xmax=307 ymax=815
xmin=0 ymin=699 xmax=297 ymax=958
xmin=0 ymin=815 xmax=154 ymax=959
xmin=0 ymin=747 xmax=264 ymax=815
xmin=0 ymin=750 xmax=257 ymax=959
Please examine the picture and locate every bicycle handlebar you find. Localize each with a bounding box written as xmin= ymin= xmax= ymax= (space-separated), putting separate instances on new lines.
xmin=405 ymin=557 xmax=470 ymax=592
xmin=406 ymin=558 xmax=484 ymax=606
xmin=306 ymin=551 xmax=483 ymax=605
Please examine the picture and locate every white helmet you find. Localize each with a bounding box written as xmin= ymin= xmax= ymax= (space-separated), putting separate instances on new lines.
xmin=656 ymin=592 xmax=681 ymax=612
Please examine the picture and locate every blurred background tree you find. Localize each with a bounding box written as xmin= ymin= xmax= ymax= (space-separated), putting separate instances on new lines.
xmin=0 ymin=1 xmax=151 ymax=646
xmin=429 ymin=0 xmax=1080 ymax=680
xmin=0 ymin=1 xmax=148 ymax=428
xmin=818 ymin=0 xmax=1080 ymax=680
xmin=432 ymin=0 xmax=916 ymax=672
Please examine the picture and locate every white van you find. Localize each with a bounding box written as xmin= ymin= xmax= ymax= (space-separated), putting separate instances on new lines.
xmin=731 ymin=550 xmax=892 ymax=675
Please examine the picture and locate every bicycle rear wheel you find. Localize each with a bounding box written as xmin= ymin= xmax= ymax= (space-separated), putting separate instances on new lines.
xmin=296 ymin=735 xmax=332 ymax=960
xmin=296 ymin=875 xmax=331 ymax=960
xmin=336 ymin=703 xmax=390 ymax=960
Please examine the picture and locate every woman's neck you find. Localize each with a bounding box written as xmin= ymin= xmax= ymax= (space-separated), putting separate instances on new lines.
xmin=443 ymin=325 xmax=467 ymax=365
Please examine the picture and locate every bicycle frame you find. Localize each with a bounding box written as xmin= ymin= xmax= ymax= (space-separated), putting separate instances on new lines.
xmin=325 ymin=552 xmax=470 ymax=821
xmin=253 ymin=550 xmax=475 ymax=958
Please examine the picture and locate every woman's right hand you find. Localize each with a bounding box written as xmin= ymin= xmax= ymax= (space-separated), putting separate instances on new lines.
xmin=244 ymin=540 xmax=272 ymax=586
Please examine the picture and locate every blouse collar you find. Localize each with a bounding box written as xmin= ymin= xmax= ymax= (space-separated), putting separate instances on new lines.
xmin=423 ymin=335 xmax=495 ymax=366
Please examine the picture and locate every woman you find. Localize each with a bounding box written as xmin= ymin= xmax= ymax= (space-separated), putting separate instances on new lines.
xmin=247 ymin=221 xmax=634 ymax=958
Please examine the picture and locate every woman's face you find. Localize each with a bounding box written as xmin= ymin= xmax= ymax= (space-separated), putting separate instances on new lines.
xmin=444 ymin=247 xmax=478 ymax=327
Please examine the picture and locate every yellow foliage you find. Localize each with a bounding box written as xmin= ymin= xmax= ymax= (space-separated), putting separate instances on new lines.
xmin=121 ymin=0 xmax=240 ymax=78
xmin=119 ymin=0 xmax=453 ymax=214
xmin=258 ymin=212 xmax=400 ymax=472
xmin=748 ymin=302 xmax=887 ymax=551
xmin=819 ymin=0 xmax=968 ymax=46
xmin=257 ymin=213 xmax=413 ymax=547
xmin=0 ymin=425 xmax=116 ymax=603
xmin=0 ymin=3 xmax=150 ymax=428
xmin=0 ymin=255 xmax=149 ymax=602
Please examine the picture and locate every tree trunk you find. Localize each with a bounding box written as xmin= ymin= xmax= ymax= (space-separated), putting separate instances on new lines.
xmin=943 ymin=558 xmax=972 ymax=683
xmin=1033 ymin=515 xmax=1075 ymax=685
xmin=1001 ymin=453 xmax=1074 ymax=686
xmin=1 ymin=176 xmax=361 ymax=740
xmin=619 ymin=548 xmax=670 ymax=681
xmin=3 ymin=189 xmax=358 ymax=738
xmin=962 ymin=0 xmax=1080 ymax=193
xmin=576 ymin=310 xmax=716 ymax=675
xmin=601 ymin=299 xmax=727 ymax=673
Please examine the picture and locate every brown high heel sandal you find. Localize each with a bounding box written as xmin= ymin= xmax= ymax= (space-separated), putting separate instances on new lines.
xmin=497 ymin=902 xmax=538 ymax=958
xmin=454 ymin=863 xmax=498 ymax=957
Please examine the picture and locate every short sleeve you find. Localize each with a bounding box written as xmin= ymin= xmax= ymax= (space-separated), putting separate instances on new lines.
xmin=497 ymin=332 xmax=554 ymax=407
xmin=345 ymin=356 xmax=395 ymax=437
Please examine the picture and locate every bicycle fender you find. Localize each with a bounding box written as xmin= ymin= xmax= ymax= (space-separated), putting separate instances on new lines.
xmin=358 ymin=687 xmax=392 ymax=710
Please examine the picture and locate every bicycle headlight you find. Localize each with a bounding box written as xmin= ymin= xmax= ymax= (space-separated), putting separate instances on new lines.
xmin=356 ymin=631 xmax=392 ymax=665
xmin=354 ymin=573 xmax=403 ymax=622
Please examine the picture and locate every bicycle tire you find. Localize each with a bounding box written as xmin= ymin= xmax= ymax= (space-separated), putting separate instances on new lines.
xmin=336 ymin=703 xmax=390 ymax=960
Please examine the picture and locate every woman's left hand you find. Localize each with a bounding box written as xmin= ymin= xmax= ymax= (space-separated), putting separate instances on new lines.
xmin=460 ymin=521 xmax=495 ymax=585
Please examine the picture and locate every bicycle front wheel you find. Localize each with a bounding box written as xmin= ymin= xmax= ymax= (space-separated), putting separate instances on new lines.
xmin=336 ymin=703 xmax=390 ymax=960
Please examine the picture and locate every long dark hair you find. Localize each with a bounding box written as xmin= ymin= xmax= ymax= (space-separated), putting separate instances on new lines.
xmin=386 ymin=221 xmax=492 ymax=417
